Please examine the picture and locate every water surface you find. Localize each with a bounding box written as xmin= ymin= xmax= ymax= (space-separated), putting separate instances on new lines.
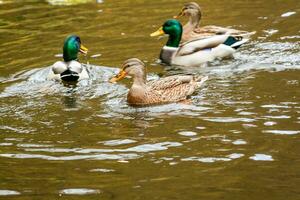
xmin=0 ymin=0 xmax=300 ymax=199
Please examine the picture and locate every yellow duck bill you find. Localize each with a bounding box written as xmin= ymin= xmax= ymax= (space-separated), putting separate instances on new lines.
xmin=109 ymin=70 xmax=127 ymax=83
xmin=79 ymin=44 xmax=88 ymax=54
xmin=150 ymin=27 xmax=165 ymax=37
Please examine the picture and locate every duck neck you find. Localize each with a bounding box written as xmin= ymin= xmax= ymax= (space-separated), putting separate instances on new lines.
xmin=166 ymin=33 xmax=181 ymax=48
xmin=188 ymin=12 xmax=201 ymax=28
xmin=63 ymin=50 xmax=78 ymax=62
xmin=63 ymin=40 xmax=79 ymax=62
xmin=132 ymin=72 xmax=146 ymax=87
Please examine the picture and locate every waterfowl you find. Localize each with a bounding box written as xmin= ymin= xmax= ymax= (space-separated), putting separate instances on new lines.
xmin=109 ymin=58 xmax=208 ymax=106
xmin=151 ymin=19 xmax=249 ymax=67
xmin=48 ymin=35 xmax=89 ymax=82
xmin=174 ymin=2 xmax=255 ymax=42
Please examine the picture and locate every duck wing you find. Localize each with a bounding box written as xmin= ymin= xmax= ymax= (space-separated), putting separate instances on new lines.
xmin=148 ymin=75 xmax=195 ymax=90
xmin=145 ymin=75 xmax=208 ymax=103
xmin=195 ymin=25 xmax=256 ymax=39
xmin=177 ymin=35 xmax=230 ymax=56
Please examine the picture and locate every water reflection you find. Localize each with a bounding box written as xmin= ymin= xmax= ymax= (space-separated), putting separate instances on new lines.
xmin=62 ymin=91 xmax=78 ymax=109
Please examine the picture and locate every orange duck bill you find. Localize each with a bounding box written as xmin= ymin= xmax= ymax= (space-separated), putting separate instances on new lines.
xmin=109 ymin=70 xmax=127 ymax=83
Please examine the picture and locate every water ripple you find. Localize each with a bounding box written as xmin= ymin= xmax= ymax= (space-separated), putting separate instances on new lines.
xmin=59 ymin=188 xmax=100 ymax=195
xmin=249 ymin=154 xmax=274 ymax=161
xmin=263 ymin=115 xmax=291 ymax=119
xmin=89 ymin=168 xmax=115 ymax=173
xmin=0 ymin=190 xmax=20 ymax=196
xmin=263 ymin=130 xmax=300 ymax=135
xmin=178 ymin=131 xmax=197 ymax=137
xmin=0 ymin=153 xmax=140 ymax=161
xmin=0 ymin=142 xmax=182 ymax=161
xmin=181 ymin=153 xmax=244 ymax=163
xmin=100 ymin=139 xmax=137 ymax=146
xmin=203 ymin=117 xmax=255 ymax=123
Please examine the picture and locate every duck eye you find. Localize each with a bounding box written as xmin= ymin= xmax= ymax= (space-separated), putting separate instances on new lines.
xmin=122 ymin=64 xmax=130 ymax=70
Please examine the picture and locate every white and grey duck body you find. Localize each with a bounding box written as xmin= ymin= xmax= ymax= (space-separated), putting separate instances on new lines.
xmin=48 ymin=35 xmax=89 ymax=82
xmin=109 ymin=58 xmax=208 ymax=106
xmin=151 ymin=19 xmax=249 ymax=67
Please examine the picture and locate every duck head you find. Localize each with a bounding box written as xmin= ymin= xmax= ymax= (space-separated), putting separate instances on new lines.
xmin=174 ymin=2 xmax=202 ymax=25
xmin=150 ymin=19 xmax=182 ymax=47
xmin=174 ymin=2 xmax=201 ymax=18
xmin=63 ymin=35 xmax=88 ymax=62
xmin=110 ymin=58 xmax=146 ymax=83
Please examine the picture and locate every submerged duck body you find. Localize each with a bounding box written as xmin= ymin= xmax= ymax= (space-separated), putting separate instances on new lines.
xmin=48 ymin=35 xmax=89 ymax=82
xmin=151 ymin=19 xmax=248 ymax=67
xmin=110 ymin=58 xmax=208 ymax=106
xmin=175 ymin=2 xmax=255 ymax=42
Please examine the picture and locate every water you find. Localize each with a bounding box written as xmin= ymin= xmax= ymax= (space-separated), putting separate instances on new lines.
xmin=0 ymin=0 xmax=300 ymax=199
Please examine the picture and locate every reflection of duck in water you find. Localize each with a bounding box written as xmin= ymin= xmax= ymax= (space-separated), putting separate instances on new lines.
xmin=48 ymin=35 xmax=89 ymax=82
xmin=110 ymin=58 xmax=208 ymax=106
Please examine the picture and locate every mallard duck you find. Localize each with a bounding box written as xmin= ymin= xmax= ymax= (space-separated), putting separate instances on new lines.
xmin=48 ymin=35 xmax=89 ymax=82
xmin=151 ymin=19 xmax=249 ymax=67
xmin=174 ymin=2 xmax=255 ymax=42
xmin=109 ymin=58 xmax=208 ymax=106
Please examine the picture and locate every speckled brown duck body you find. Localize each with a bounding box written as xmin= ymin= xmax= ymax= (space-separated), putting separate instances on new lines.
xmin=110 ymin=58 xmax=208 ymax=106
xmin=175 ymin=2 xmax=255 ymax=43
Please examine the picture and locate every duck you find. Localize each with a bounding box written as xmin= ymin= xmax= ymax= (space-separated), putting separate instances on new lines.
xmin=150 ymin=19 xmax=249 ymax=67
xmin=109 ymin=58 xmax=208 ymax=106
xmin=174 ymin=2 xmax=255 ymax=42
xmin=48 ymin=35 xmax=89 ymax=82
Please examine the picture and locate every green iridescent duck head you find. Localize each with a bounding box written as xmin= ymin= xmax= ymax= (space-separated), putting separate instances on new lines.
xmin=150 ymin=19 xmax=183 ymax=48
xmin=63 ymin=35 xmax=88 ymax=62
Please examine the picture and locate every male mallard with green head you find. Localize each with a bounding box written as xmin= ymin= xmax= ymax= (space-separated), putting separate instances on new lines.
xmin=48 ymin=35 xmax=89 ymax=82
xmin=151 ymin=19 xmax=249 ymax=67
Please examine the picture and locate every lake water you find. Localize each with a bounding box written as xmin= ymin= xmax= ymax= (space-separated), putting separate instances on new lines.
xmin=0 ymin=0 xmax=300 ymax=199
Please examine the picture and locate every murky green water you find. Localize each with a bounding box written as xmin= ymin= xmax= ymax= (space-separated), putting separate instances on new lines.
xmin=0 ymin=0 xmax=300 ymax=199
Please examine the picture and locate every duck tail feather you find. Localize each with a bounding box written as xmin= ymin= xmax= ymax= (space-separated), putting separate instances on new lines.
xmin=231 ymin=38 xmax=249 ymax=49
xmin=223 ymin=36 xmax=249 ymax=49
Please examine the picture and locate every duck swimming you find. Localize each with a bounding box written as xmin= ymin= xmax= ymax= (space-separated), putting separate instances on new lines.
xmin=151 ymin=19 xmax=249 ymax=67
xmin=174 ymin=2 xmax=255 ymax=42
xmin=48 ymin=35 xmax=89 ymax=82
xmin=109 ymin=58 xmax=208 ymax=106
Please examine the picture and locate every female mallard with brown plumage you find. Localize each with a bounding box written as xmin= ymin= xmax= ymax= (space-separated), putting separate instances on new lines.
xmin=174 ymin=2 xmax=255 ymax=42
xmin=109 ymin=58 xmax=208 ymax=106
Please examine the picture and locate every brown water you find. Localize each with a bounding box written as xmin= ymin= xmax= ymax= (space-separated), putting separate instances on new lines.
xmin=0 ymin=0 xmax=300 ymax=199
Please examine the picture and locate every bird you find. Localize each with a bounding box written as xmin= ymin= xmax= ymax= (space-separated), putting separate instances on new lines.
xmin=109 ymin=58 xmax=208 ymax=106
xmin=48 ymin=35 xmax=89 ymax=82
xmin=174 ymin=2 xmax=255 ymax=42
xmin=151 ymin=19 xmax=249 ymax=67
